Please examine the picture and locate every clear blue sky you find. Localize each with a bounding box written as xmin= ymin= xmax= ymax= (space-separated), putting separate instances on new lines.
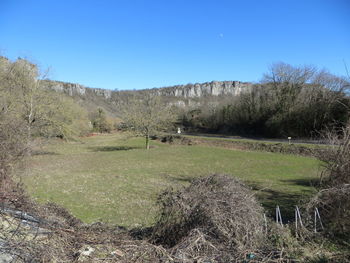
xmin=1 ymin=0 xmax=349 ymax=90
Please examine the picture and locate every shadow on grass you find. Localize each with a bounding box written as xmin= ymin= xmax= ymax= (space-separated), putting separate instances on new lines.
xmin=281 ymin=178 xmax=320 ymax=188
xmin=251 ymin=179 xmax=318 ymax=222
xmin=160 ymin=174 xmax=197 ymax=184
xmin=256 ymin=189 xmax=305 ymax=221
xmin=32 ymin=151 xmax=59 ymax=156
xmin=89 ymin=146 xmax=141 ymax=152
xmin=169 ymin=176 xmax=197 ymax=184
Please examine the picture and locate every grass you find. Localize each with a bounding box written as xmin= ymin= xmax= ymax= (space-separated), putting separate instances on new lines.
xmin=23 ymin=133 xmax=321 ymax=228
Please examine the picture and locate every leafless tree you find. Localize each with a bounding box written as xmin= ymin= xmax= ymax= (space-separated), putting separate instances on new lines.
xmin=121 ymin=95 xmax=176 ymax=149
xmin=0 ymin=57 xmax=90 ymax=142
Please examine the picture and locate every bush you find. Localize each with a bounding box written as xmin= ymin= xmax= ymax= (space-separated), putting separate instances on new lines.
xmin=90 ymin=107 xmax=113 ymax=133
xmin=308 ymin=124 xmax=350 ymax=239
xmin=160 ymin=135 xmax=194 ymax=145
xmin=152 ymin=174 xmax=266 ymax=261
xmin=0 ymin=114 xmax=28 ymax=207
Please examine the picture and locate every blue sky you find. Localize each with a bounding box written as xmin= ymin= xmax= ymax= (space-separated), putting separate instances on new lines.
xmin=0 ymin=0 xmax=349 ymax=90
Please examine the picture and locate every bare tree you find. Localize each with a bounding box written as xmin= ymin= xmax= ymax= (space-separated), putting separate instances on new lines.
xmin=259 ymin=62 xmax=350 ymax=136
xmin=122 ymin=95 xmax=176 ymax=149
xmin=262 ymin=62 xmax=317 ymax=85
xmin=0 ymin=57 xmax=90 ymax=142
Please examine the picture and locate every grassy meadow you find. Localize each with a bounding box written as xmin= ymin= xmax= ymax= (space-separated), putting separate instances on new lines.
xmin=23 ymin=133 xmax=322 ymax=228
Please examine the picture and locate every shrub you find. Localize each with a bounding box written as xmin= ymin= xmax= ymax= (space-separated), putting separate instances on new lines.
xmin=308 ymin=124 xmax=350 ymax=239
xmin=90 ymin=107 xmax=113 ymax=133
xmin=0 ymin=114 xmax=28 ymax=207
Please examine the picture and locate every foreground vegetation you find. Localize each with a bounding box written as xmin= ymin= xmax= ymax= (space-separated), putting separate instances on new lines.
xmin=24 ymin=133 xmax=320 ymax=227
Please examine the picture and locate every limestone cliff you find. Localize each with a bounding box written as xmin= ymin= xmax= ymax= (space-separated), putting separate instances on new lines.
xmin=151 ymin=81 xmax=252 ymax=98
xmin=44 ymin=80 xmax=112 ymax=99
xmin=43 ymin=80 xmax=252 ymax=115
xmin=44 ymin=80 xmax=252 ymax=100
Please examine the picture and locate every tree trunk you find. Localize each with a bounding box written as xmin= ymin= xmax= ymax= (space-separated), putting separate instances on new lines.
xmin=146 ymin=133 xmax=150 ymax=150
xmin=27 ymin=95 xmax=34 ymax=142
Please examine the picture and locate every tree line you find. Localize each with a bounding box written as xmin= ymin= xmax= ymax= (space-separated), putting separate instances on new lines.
xmin=180 ymin=63 xmax=350 ymax=138
xmin=2 ymin=57 xmax=348 ymax=146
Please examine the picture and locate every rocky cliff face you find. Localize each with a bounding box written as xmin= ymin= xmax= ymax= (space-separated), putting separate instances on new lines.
xmin=48 ymin=81 xmax=87 ymax=96
xmin=45 ymin=80 xmax=252 ymax=100
xmin=45 ymin=80 xmax=112 ymax=99
xmin=44 ymin=80 xmax=253 ymax=111
xmin=43 ymin=79 xmax=253 ymax=116
xmin=150 ymin=81 xmax=252 ymax=98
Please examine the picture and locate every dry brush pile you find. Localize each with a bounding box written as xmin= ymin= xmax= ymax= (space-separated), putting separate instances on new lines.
xmin=152 ymin=174 xmax=267 ymax=262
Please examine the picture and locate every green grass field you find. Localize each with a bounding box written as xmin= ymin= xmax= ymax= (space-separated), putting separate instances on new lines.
xmin=23 ymin=133 xmax=321 ymax=228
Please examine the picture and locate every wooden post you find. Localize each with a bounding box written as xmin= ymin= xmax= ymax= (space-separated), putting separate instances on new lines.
xmin=146 ymin=134 xmax=150 ymax=150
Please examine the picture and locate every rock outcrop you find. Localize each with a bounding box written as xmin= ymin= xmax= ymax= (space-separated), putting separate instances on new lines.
xmin=45 ymin=80 xmax=251 ymax=100
xmin=47 ymin=80 xmax=87 ymax=96
xmin=44 ymin=80 xmax=112 ymax=99
xmin=42 ymin=80 xmax=252 ymax=115
xmin=150 ymin=81 xmax=252 ymax=98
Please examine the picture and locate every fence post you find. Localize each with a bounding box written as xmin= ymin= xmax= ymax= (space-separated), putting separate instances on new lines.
xmin=276 ymin=206 xmax=283 ymax=227
xmin=279 ymin=206 xmax=283 ymax=227
xmin=296 ymin=206 xmax=303 ymax=227
xmin=295 ymin=207 xmax=298 ymax=237
xmin=315 ymin=207 xmax=324 ymax=232
xmin=314 ymin=208 xmax=317 ymax=233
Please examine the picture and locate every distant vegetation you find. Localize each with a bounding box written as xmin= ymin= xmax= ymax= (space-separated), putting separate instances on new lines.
xmin=90 ymin=107 xmax=114 ymax=133
xmin=32 ymin=59 xmax=350 ymax=140
xmin=181 ymin=63 xmax=350 ymax=138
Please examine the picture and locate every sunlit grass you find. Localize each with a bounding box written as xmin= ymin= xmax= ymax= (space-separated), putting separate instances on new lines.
xmin=23 ymin=133 xmax=321 ymax=227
